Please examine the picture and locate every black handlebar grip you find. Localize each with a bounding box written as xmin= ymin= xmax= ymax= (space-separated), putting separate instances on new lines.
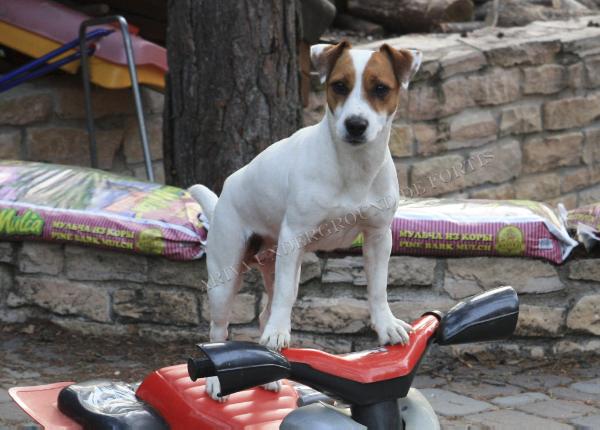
xmin=187 ymin=355 xmax=216 ymax=381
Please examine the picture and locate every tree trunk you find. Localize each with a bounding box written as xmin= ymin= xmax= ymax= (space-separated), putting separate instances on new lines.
xmin=164 ymin=0 xmax=302 ymax=192
xmin=347 ymin=0 xmax=474 ymax=33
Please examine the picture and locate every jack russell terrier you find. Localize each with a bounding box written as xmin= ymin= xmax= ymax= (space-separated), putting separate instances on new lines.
xmin=190 ymin=41 xmax=422 ymax=401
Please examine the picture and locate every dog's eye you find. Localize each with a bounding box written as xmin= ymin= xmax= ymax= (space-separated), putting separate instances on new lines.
xmin=373 ymin=84 xmax=390 ymax=98
xmin=331 ymin=81 xmax=349 ymax=95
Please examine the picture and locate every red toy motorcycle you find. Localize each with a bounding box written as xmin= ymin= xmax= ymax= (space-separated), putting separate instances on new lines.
xmin=10 ymin=286 xmax=518 ymax=430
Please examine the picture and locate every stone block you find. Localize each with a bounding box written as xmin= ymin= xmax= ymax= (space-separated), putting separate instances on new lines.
xmin=141 ymin=87 xmax=165 ymax=114
xmin=322 ymin=257 xmax=366 ymax=285
xmin=123 ymin=116 xmax=163 ymax=163
xmin=387 ymin=256 xmax=436 ymax=287
xmin=553 ymin=339 xmax=600 ymax=355
xmin=411 ymin=154 xmax=466 ymax=196
xmin=201 ymin=292 xmax=256 ymax=324
xmin=464 ymin=140 xmax=521 ymax=188
xmin=469 ymin=68 xmax=521 ymax=106
xmin=395 ymin=161 xmax=410 ymax=191
xmin=544 ymin=93 xmax=600 ymax=130
xmin=583 ymin=126 xmax=600 ymax=165
xmin=414 ymin=123 xmax=444 ymax=156
xmin=440 ymin=77 xmax=476 ymax=117
xmin=562 ymin=167 xmax=591 ymax=193
xmin=568 ymin=259 xmax=600 ymax=282
xmin=407 ymin=85 xmax=441 ymax=120
xmin=300 ymin=252 xmax=321 ymax=284
xmin=548 ymin=193 xmax=578 ymax=211
xmin=113 ymin=288 xmax=199 ymax=325
xmin=568 ymin=62 xmax=585 ymax=89
xmin=523 ymin=64 xmax=565 ymax=95
xmin=440 ymin=48 xmax=487 ymax=79
xmin=292 ymin=333 xmax=353 ymax=353
xmin=292 ymin=296 xmax=369 ymax=333
xmin=148 ymin=257 xmax=206 ymax=288
xmin=13 ymin=275 xmax=110 ymax=322
xmin=18 ymin=242 xmax=63 ymax=275
xmin=390 ymin=294 xmax=456 ymax=321
xmin=65 ymin=246 xmax=147 ymax=283
xmin=485 ymin=40 xmax=561 ymax=67
xmin=0 ymin=264 xmax=12 ymax=301
xmin=584 ymin=55 xmax=600 ymax=88
xmin=27 ymin=127 xmax=122 ymax=170
xmin=499 ymin=103 xmax=542 ymax=135
xmin=0 ymin=92 xmax=52 ymax=125
xmin=516 ymin=304 xmax=566 ymax=336
xmin=514 ymin=173 xmax=561 ymax=200
xmin=389 ymin=124 xmax=413 ymax=158
xmin=55 ymin=86 xmax=134 ymax=119
xmin=523 ymin=132 xmax=583 ymax=173
xmin=579 ymin=184 xmax=600 ymax=206
xmin=0 ymin=242 xmax=15 ymax=264
xmin=469 ymin=183 xmax=515 ymax=200
xmin=132 ymin=161 xmax=165 ymax=184
xmin=567 ymin=294 xmax=600 ymax=335
xmin=0 ymin=129 xmax=21 ymax=159
xmin=445 ymin=258 xmax=564 ymax=294
xmin=448 ymin=110 xmax=497 ymax=142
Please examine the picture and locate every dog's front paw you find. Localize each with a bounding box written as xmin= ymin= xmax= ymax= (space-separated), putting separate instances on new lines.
xmin=206 ymin=376 xmax=228 ymax=402
xmin=373 ymin=315 xmax=413 ymax=346
xmin=260 ymin=325 xmax=291 ymax=350
xmin=262 ymin=380 xmax=282 ymax=393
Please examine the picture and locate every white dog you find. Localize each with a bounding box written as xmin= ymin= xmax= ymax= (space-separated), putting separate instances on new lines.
xmin=189 ymin=41 xmax=422 ymax=401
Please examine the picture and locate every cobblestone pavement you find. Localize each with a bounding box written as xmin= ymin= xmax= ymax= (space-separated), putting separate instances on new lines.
xmin=1 ymin=322 xmax=599 ymax=429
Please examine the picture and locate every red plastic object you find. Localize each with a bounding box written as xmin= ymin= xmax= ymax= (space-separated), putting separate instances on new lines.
xmin=137 ymin=364 xmax=299 ymax=430
xmin=0 ymin=0 xmax=166 ymax=71
xmin=282 ymin=315 xmax=439 ymax=383
xmin=8 ymin=382 xmax=81 ymax=430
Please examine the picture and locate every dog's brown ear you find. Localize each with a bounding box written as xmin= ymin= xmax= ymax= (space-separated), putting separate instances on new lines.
xmin=310 ymin=41 xmax=351 ymax=84
xmin=379 ymin=44 xmax=422 ymax=89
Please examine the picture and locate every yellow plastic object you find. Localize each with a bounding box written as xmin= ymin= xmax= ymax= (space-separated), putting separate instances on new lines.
xmin=0 ymin=21 xmax=165 ymax=90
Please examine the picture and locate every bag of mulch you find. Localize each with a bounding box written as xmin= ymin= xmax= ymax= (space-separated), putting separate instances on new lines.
xmin=563 ymin=203 xmax=600 ymax=252
xmin=351 ymin=199 xmax=577 ymax=264
xmin=0 ymin=161 xmax=206 ymax=260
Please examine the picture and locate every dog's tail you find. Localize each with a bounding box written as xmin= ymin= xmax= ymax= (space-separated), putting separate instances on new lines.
xmin=188 ymin=184 xmax=218 ymax=224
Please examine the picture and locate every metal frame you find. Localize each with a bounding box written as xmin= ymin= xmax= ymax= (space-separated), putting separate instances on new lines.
xmin=79 ymin=16 xmax=154 ymax=181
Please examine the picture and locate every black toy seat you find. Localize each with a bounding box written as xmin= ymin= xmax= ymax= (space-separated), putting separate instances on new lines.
xmin=57 ymin=380 xmax=168 ymax=430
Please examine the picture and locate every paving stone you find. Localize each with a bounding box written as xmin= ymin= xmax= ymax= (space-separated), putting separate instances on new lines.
xmin=571 ymin=378 xmax=600 ymax=395
xmin=447 ymin=380 xmax=523 ymax=400
xmin=517 ymin=399 xmax=598 ymax=420
xmin=509 ymin=373 xmax=573 ymax=390
xmin=465 ymin=410 xmax=574 ymax=430
xmin=420 ymin=388 xmax=494 ymax=417
xmin=0 ymin=388 xmax=10 ymax=403
xmin=550 ymin=386 xmax=600 ymax=404
xmin=491 ymin=392 xmax=550 ymax=407
xmin=571 ymin=414 xmax=600 ymax=429
xmin=412 ymin=374 xmax=446 ymax=389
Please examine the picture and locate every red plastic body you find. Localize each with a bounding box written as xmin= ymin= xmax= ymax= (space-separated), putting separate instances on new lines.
xmin=8 ymin=382 xmax=81 ymax=430
xmin=283 ymin=315 xmax=439 ymax=383
xmin=10 ymin=316 xmax=439 ymax=429
xmin=136 ymin=364 xmax=299 ymax=430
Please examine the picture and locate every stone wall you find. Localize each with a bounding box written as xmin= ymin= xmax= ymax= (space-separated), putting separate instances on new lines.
xmin=0 ymin=74 xmax=165 ymax=182
xmin=1 ymin=240 xmax=599 ymax=359
xmin=305 ymin=16 xmax=600 ymax=208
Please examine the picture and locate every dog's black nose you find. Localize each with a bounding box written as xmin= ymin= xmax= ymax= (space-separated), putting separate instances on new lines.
xmin=345 ymin=116 xmax=368 ymax=138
